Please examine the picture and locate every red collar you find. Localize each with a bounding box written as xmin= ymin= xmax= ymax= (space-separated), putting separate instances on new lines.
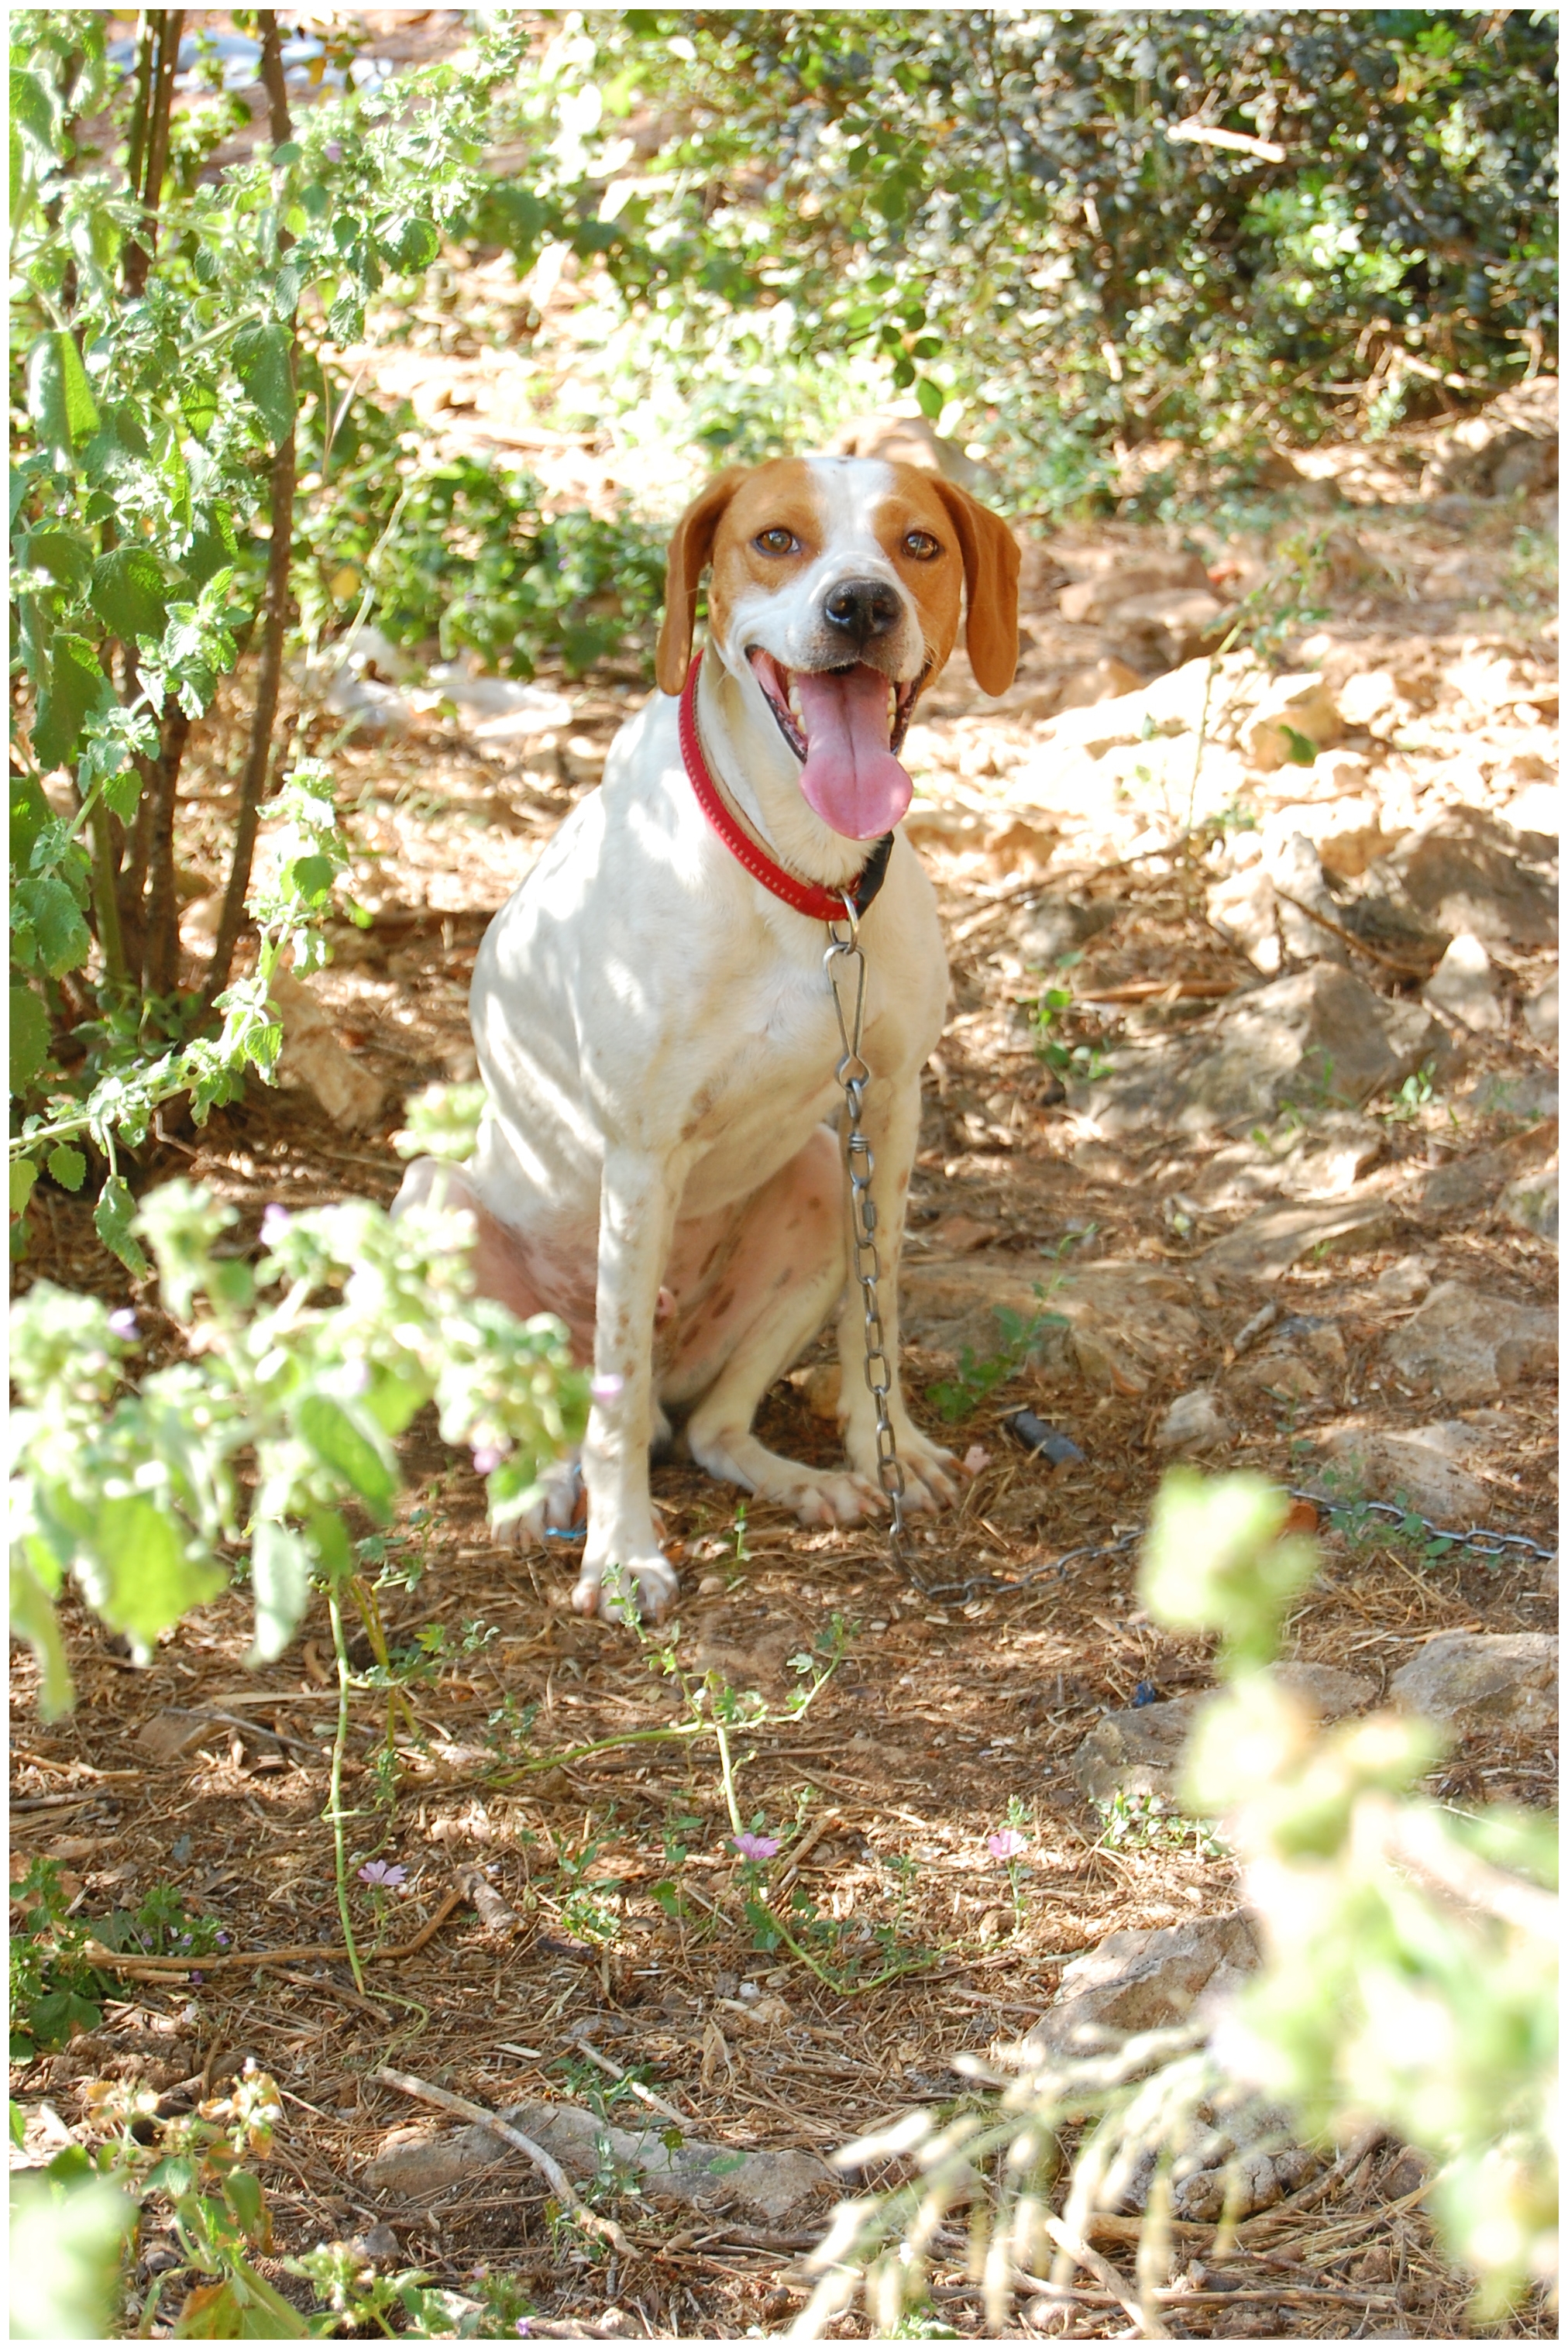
xmin=679 ymin=650 xmax=894 ymax=923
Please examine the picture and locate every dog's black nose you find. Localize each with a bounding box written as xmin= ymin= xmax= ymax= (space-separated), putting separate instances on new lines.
xmin=823 ymin=578 xmax=902 ymax=645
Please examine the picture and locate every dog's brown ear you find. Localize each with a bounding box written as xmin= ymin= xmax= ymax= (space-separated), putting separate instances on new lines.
xmin=655 ymin=468 xmax=750 ymax=696
xmin=932 ymin=480 xmax=1020 ymax=697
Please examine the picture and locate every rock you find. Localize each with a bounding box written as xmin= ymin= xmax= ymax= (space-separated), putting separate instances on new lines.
xmin=1206 ymin=862 xmax=1281 ymax=975
xmin=1202 ymin=1192 xmax=1393 ymax=1284
xmin=1055 ymin=655 xmax=1144 ymax=711
xmin=899 ymin=1257 xmax=1202 ymax=1395
xmin=924 ymin=1214 xmax=1000 ymax=1255
xmin=1261 ymin=797 xmax=1398 ymax=882
xmin=135 ymin=1709 xmax=223 ymax=1764
xmin=419 ymin=666 xmax=573 ymax=741
xmin=1384 ymin=1281 xmax=1556 ymax=1404
xmin=1460 ymin=1068 xmax=1559 ymax=1121
xmin=1421 ymin=380 xmax=1559 ymax=499
xmin=365 ymin=2102 xmax=834 ymax=2223
xmin=1032 ymin=1914 xmax=1260 ymax=2055
xmin=1378 ymin=811 xmax=1557 ymax=951
xmin=1375 ymin=1254 xmax=1433 ymax=1305
xmin=1423 ymin=932 xmax=1506 ymax=1034
xmin=1071 ymin=963 xmax=1451 ymax=1141
xmin=1417 ymin=1119 xmax=1559 ymax=1219
xmin=1007 ymin=892 xmax=1120 ymax=965
xmin=1314 ymin=1419 xmax=1499 ymax=1525
xmin=1154 ymin=1388 xmax=1230 ymax=1453
xmin=1500 ymin=1161 xmax=1558 ymax=1246
xmin=1108 ymin=587 xmax=1228 ymax=668
xmin=828 ymin=410 xmax=993 ymax=495
xmin=1281 ymin=1113 xmax=1386 ymax=1199
xmin=1174 ymin=2141 xmax=1319 ymax=2223
xmin=1233 ymin=1315 xmax=1346 ymax=1400
xmin=1523 ymin=972 xmax=1558 ymax=1047
xmin=1057 ymin=554 xmax=1212 ymax=625
xmin=270 ymin=971 xmax=387 ymax=1132
xmin=1269 ymin=833 xmax=1350 ymax=967
xmin=1245 ymin=679 xmax=1343 ymax=775
xmin=1390 ymin=1633 xmax=1558 ymax=1743
xmin=1073 ymin=1666 xmax=1372 ymax=1808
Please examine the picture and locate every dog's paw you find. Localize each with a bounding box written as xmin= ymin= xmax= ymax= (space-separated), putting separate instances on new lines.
xmin=856 ymin=1422 xmax=965 ymax=1512
xmin=779 ymin=1467 xmax=885 ymax=1529
xmin=493 ymin=1457 xmax=584 ymax=1550
xmin=573 ymin=1552 xmax=681 ymax=1627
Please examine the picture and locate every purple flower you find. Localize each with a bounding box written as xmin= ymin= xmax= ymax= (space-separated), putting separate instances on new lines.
xmin=731 ymin=1833 xmax=779 ymax=1862
xmin=260 ymin=1203 xmax=292 ymax=1246
xmin=472 ymin=1444 xmax=503 ymax=1477
xmin=358 ymin=1859 xmax=407 ymax=1888
xmin=590 ymin=1373 xmax=624 ymax=1405
xmin=190 ymin=1970 xmax=205 ymax=1986
xmin=325 ymin=140 xmax=343 ymax=163
xmin=108 ymin=1309 xmax=139 ymax=1340
xmin=216 ymin=1933 xmax=230 ymax=1948
xmin=988 ymin=1829 xmax=1027 ymax=1862
xmin=515 ymin=2324 xmax=531 ymax=2340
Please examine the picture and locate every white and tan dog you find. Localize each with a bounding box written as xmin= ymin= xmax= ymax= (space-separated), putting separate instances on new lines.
xmin=397 ymin=456 xmax=1019 ymax=1620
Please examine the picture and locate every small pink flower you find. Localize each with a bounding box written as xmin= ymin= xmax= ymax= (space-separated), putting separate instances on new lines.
xmin=472 ymin=1444 xmax=502 ymax=1476
xmin=988 ymin=1829 xmax=1027 ymax=1862
xmin=358 ymin=1859 xmax=407 ymax=1888
xmin=108 ymin=1309 xmax=140 ymax=1340
xmin=260 ymin=1203 xmax=291 ymax=1245
xmin=590 ymin=1373 xmax=624 ymax=1405
xmin=731 ymin=1833 xmax=779 ymax=1862
xmin=962 ymin=1443 xmax=991 ymax=1475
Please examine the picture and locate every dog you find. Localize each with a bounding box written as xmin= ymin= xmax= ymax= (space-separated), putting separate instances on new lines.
xmin=395 ymin=454 xmax=1020 ymax=1621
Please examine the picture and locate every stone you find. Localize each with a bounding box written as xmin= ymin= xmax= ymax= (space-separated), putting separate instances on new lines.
xmin=1057 ymin=554 xmax=1212 ymax=625
xmin=1071 ymin=963 xmax=1450 ymax=1142
xmin=270 ymin=971 xmax=387 ymax=1133
xmin=1073 ymin=1666 xmax=1373 ymax=1809
xmin=1153 ymin=1388 xmax=1230 ymax=1453
xmin=1031 ymin=1914 xmax=1260 ymax=2055
xmin=1007 ymin=892 xmax=1120 ymax=965
xmin=1389 ymin=1633 xmax=1558 ymax=1744
xmin=1460 ymin=1069 xmax=1559 ymax=1122
xmin=1417 ymin=1119 xmax=1559 ymax=1219
xmin=899 ymin=1257 xmax=1202 ymax=1395
xmin=1384 ymin=1281 xmax=1556 ymax=1404
xmin=1523 ymin=972 xmax=1559 ymax=1047
xmin=1261 ymin=797 xmax=1398 ymax=882
xmin=1107 ymin=587 xmax=1228 ymax=667
xmin=1313 ymin=1419 xmax=1498 ymax=1526
xmin=1245 ymin=678 xmax=1343 ymax=774
xmin=1206 ymin=864 xmax=1280 ymax=975
xmin=1202 ymin=1192 xmax=1392 ymax=1284
xmin=1233 ymin=1315 xmax=1346 ymax=1400
xmin=135 ymin=1709 xmax=223 ymax=1765
xmin=1423 ymin=932 xmax=1505 ymax=1034
xmin=1500 ymin=1162 xmax=1558 ymax=1246
xmin=1269 ymin=832 xmax=1351 ymax=967
xmin=1375 ymin=1255 xmax=1433 ymax=1305
xmin=1055 ymin=655 xmax=1144 ymax=711
xmin=1379 ymin=812 xmax=1557 ymax=951
xmin=364 ymin=2102 xmax=834 ymax=2223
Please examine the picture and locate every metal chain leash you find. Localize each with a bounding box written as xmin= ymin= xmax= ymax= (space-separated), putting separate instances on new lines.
xmin=824 ymin=901 xmax=908 ymax=1551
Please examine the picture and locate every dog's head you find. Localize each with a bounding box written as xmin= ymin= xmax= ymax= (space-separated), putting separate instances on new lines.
xmin=655 ymin=456 xmax=1020 ymax=841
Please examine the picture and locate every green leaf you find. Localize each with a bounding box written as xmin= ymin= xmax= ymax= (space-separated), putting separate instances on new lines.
xmin=8 ymin=1551 xmax=74 ymax=1720
xmin=296 ymin=1395 xmax=397 ymax=1515
xmin=9 ymin=67 xmax=57 ymax=158
xmin=914 ymin=373 xmax=944 ymax=420
xmin=12 ymin=875 xmax=91 ymax=980
xmin=305 ymin=1508 xmax=352 ymax=1586
xmin=380 ymin=214 xmax=439 ymax=272
xmin=46 ymin=1144 xmax=86 ymax=1192
xmin=33 ymin=631 xmax=108 ymax=772
xmin=88 ymin=547 xmax=168 ymax=643
xmin=9 ymin=984 xmax=50 ymax=1092
xmin=20 ymin=529 xmax=92 ymax=592
xmin=284 ymin=852 xmax=334 ymax=903
xmin=26 ymin=332 xmax=100 ymax=468
xmin=231 ymin=322 xmax=295 ymax=444
xmin=10 ymin=1159 xmax=39 ymax=1214
xmin=83 ymin=1494 xmax=223 ymax=1650
xmin=180 ymin=377 xmax=220 ymax=439
xmin=93 ymin=1176 xmax=150 ymax=1276
xmin=247 ymin=1519 xmax=311 ymax=1666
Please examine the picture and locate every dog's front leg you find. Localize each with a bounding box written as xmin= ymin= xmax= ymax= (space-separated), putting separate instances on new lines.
xmin=575 ymin=1146 xmax=686 ymax=1625
xmin=837 ymin=1069 xmax=964 ymax=1512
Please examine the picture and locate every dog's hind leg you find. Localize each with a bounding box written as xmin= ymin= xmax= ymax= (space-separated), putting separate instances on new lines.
xmin=678 ymin=1132 xmax=882 ymax=1525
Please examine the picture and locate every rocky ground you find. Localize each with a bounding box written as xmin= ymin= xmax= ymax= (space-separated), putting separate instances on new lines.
xmin=11 ymin=372 xmax=1559 ymax=2342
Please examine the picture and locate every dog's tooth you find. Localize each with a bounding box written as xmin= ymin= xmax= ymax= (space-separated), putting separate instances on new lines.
xmin=788 ymin=682 xmax=803 ymax=719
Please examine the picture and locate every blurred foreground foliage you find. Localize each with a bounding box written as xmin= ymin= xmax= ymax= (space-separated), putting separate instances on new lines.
xmin=791 ymin=1473 xmax=1557 ymax=2336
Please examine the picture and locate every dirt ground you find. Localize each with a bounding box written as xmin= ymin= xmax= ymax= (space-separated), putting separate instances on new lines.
xmin=10 ymin=381 xmax=1559 ymax=2338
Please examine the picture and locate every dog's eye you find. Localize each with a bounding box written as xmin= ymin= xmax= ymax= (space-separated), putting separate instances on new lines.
xmin=903 ymin=530 xmax=941 ymax=561
xmin=755 ymin=528 xmax=799 ymax=556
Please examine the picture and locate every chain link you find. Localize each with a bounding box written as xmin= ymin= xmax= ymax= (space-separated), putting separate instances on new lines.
xmin=824 ymin=901 xmax=908 ymax=1549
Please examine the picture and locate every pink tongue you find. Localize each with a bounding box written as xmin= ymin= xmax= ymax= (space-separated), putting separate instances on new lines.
xmin=794 ymin=666 xmax=912 ymax=840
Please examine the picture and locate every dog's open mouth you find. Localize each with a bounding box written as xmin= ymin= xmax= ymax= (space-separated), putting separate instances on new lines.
xmin=747 ymin=651 xmax=925 ymax=840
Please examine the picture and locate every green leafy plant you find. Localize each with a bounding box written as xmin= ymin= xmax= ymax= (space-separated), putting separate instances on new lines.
xmin=926 ymin=1287 xmax=1067 ymax=1423
xmin=1029 ymin=982 xmax=1114 ymax=1085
